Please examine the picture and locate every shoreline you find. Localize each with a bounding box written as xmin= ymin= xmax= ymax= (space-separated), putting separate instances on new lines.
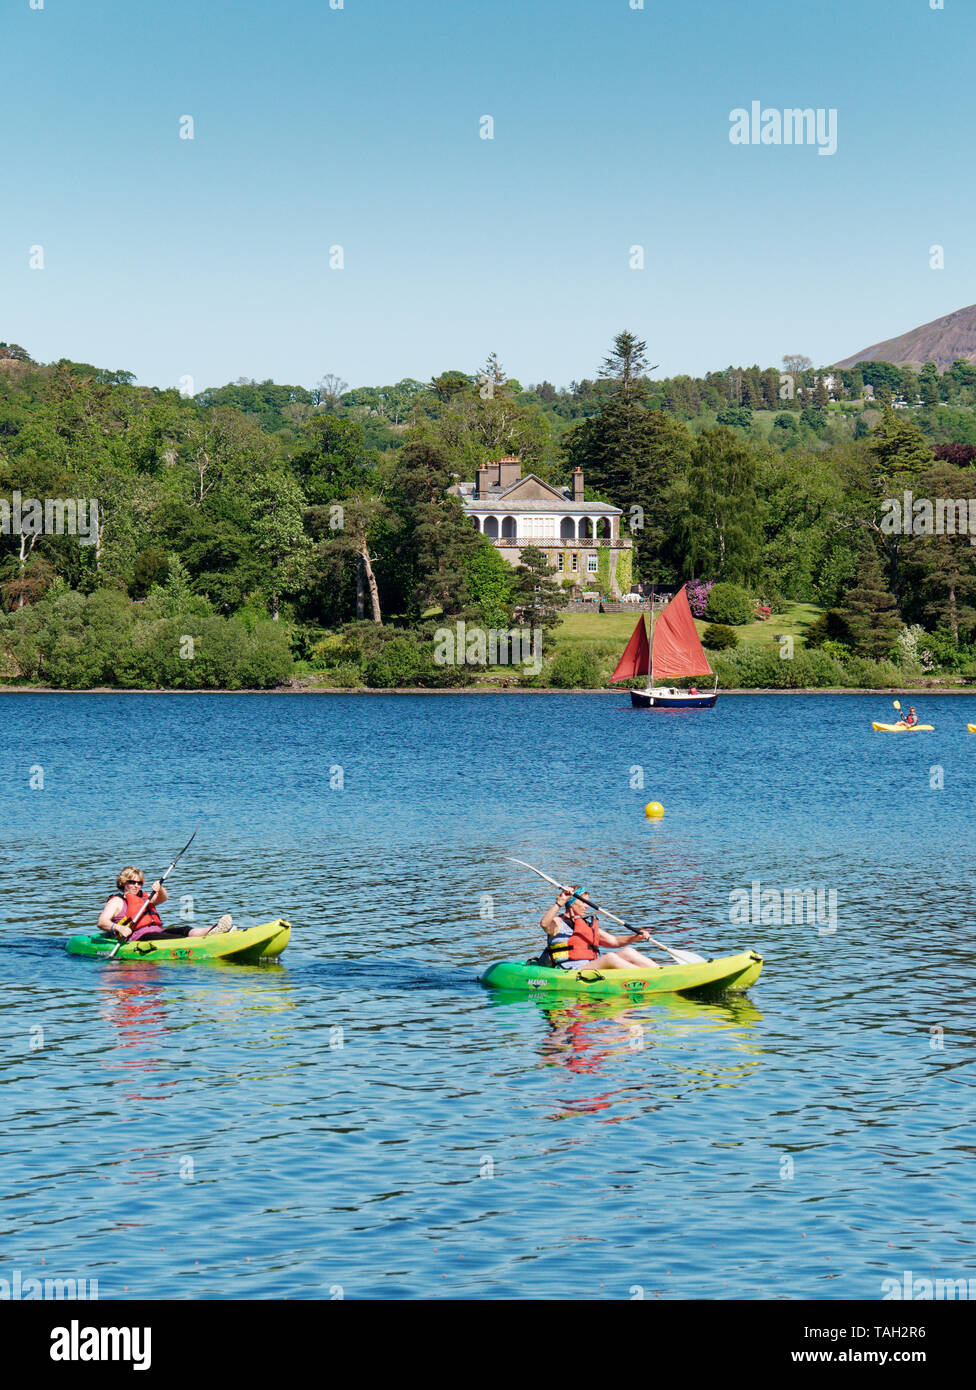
xmin=0 ymin=684 xmax=968 ymax=697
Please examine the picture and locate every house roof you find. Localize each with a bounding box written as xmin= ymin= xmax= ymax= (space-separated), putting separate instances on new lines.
xmin=462 ymin=470 xmax=621 ymax=514
xmin=463 ymin=499 xmax=622 ymax=514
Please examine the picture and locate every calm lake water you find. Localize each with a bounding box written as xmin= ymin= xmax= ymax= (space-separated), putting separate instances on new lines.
xmin=2 ymin=691 xmax=975 ymax=1299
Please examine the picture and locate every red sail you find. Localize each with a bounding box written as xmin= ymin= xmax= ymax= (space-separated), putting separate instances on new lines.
xmin=610 ymin=615 xmax=650 ymax=682
xmin=651 ymin=588 xmax=713 ymax=679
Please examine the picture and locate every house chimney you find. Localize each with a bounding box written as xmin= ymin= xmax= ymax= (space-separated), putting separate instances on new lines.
xmin=475 ymin=464 xmax=490 ymax=497
xmin=496 ymin=455 xmax=521 ymax=489
xmin=572 ymin=466 xmax=584 ymax=502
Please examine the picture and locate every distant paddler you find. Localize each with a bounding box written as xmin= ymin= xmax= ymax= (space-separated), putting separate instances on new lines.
xmin=888 ymin=698 xmax=919 ymax=730
xmin=540 ymin=886 xmax=661 ymax=971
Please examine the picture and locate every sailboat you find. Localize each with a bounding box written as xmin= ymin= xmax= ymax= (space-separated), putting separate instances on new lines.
xmin=610 ymin=588 xmax=718 ymax=709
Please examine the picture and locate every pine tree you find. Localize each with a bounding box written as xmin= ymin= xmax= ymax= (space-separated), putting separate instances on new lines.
xmin=600 ymin=331 xmax=657 ymax=399
xmin=514 ymin=545 xmax=568 ymax=634
xmin=839 ymin=546 xmax=902 ymax=659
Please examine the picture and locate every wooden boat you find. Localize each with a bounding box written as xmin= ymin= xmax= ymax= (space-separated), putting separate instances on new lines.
xmin=610 ymin=589 xmax=718 ymax=709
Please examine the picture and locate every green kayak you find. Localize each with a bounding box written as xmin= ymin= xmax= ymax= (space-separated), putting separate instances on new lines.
xmin=66 ymin=919 xmax=291 ymax=962
xmin=480 ymin=950 xmax=762 ymax=998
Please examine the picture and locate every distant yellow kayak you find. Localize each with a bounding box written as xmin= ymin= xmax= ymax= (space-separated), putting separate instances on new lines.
xmin=968 ymin=724 xmax=976 ymax=734
xmin=872 ymin=721 xmax=934 ymax=732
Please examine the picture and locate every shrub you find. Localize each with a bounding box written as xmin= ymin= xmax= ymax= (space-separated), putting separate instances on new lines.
xmin=547 ymin=646 xmax=604 ymax=688
xmin=710 ymin=646 xmax=846 ymax=689
xmin=705 ymin=582 xmax=754 ymax=626
xmin=363 ymin=634 xmax=430 ymax=688
xmin=0 ymin=592 xmax=293 ymax=689
xmin=804 ymin=610 xmax=850 ymax=649
xmin=317 ymin=661 xmax=364 ymax=688
xmin=702 ymin=623 xmax=739 ymax=651
xmin=840 ymin=656 xmax=908 ymax=689
xmin=716 ymin=404 xmax=752 ymax=428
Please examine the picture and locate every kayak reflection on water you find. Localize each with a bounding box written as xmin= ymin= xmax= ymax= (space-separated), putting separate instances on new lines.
xmin=537 ymin=885 xmax=661 ymax=972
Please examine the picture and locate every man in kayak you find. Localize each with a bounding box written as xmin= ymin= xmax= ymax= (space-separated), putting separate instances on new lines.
xmin=97 ymin=867 xmax=235 ymax=942
xmin=903 ymin=707 xmax=919 ymax=727
xmin=539 ymin=887 xmax=661 ymax=971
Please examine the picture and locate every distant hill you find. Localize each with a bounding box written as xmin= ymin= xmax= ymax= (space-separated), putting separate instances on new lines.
xmin=835 ymin=304 xmax=976 ymax=372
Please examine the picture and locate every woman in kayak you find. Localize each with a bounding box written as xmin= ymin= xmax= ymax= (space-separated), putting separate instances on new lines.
xmin=540 ymin=887 xmax=661 ymax=971
xmin=97 ymin=867 xmax=235 ymax=942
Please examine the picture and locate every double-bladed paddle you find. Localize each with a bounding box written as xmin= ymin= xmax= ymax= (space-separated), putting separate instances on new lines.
xmin=505 ymin=856 xmax=705 ymax=964
xmin=108 ymin=828 xmax=199 ymax=958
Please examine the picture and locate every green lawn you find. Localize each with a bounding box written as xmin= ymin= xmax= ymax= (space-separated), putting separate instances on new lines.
xmin=553 ymin=601 xmax=823 ymax=657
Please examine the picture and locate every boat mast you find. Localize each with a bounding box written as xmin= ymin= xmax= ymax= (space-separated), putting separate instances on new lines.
xmin=648 ymin=585 xmax=655 ymax=693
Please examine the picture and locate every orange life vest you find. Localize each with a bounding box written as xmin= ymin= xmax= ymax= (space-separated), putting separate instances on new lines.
xmin=563 ymin=912 xmax=601 ymax=962
xmin=114 ymin=889 xmax=162 ymax=932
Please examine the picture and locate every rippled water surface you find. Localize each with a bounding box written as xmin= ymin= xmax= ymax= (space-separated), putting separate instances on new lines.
xmin=2 ymin=691 xmax=975 ymax=1299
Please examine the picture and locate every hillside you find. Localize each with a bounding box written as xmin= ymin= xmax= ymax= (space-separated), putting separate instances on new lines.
xmin=835 ymin=304 xmax=976 ymax=373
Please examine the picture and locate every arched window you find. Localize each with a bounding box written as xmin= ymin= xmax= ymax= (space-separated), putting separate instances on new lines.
xmin=483 ymin=516 xmax=498 ymax=538
xmin=470 ymin=516 xmax=481 ymax=532
xmin=501 ymin=516 xmax=517 ymax=538
xmin=560 ymin=517 xmax=576 ymax=539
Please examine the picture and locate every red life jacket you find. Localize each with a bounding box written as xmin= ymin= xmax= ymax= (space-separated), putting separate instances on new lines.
xmin=563 ymin=912 xmax=601 ymax=962
xmin=114 ymin=889 xmax=162 ymax=932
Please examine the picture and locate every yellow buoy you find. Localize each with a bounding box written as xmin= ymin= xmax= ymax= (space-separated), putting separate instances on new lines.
xmin=644 ymin=801 xmax=665 ymax=819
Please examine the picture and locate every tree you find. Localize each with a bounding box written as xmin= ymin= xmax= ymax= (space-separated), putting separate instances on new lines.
xmin=600 ymin=331 xmax=657 ymax=399
xmin=838 ymin=546 xmax=901 ymax=658
xmin=513 ymin=545 xmax=567 ymax=634
xmin=903 ymin=462 xmax=976 ymax=643
xmin=564 ymin=402 xmax=693 ymax=582
xmin=316 ymin=374 xmax=349 ymax=408
xmin=464 ymin=537 xmax=515 ymax=629
xmin=292 ymin=414 xmax=374 ymax=505
xmin=390 ymin=439 xmax=481 ymax=617
xmin=310 ymin=493 xmax=396 ymax=624
xmin=479 ymin=352 xmax=508 ymax=399
xmin=249 ymin=470 xmax=311 ymax=620
xmin=430 ymin=370 xmax=471 ymax=402
xmin=783 ymin=355 xmax=813 ymax=375
xmin=669 ymin=427 xmax=760 ymax=582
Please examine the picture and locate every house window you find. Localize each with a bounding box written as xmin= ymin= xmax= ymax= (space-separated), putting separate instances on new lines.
xmin=571 ymin=553 xmax=578 ymax=571
xmin=555 ymin=552 xmax=564 ymax=570
xmin=587 ymin=554 xmax=599 ymax=574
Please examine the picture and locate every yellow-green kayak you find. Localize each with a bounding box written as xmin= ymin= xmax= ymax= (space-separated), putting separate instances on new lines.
xmin=480 ymin=950 xmax=762 ymax=998
xmin=66 ymin=920 xmax=291 ymax=962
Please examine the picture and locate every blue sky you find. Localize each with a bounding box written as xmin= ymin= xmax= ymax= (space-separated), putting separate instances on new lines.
xmin=3 ymin=0 xmax=972 ymax=391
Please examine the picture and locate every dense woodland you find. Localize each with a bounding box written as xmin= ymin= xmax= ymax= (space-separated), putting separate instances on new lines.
xmin=3 ymin=332 xmax=976 ymax=689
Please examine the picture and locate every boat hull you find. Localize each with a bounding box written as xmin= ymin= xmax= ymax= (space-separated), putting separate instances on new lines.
xmin=481 ymin=951 xmax=763 ymax=997
xmin=66 ymin=920 xmax=291 ymax=962
xmin=871 ymin=722 xmax=933 ymax=732
xmin=630 ymin=687 xmax=717 ymax=709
